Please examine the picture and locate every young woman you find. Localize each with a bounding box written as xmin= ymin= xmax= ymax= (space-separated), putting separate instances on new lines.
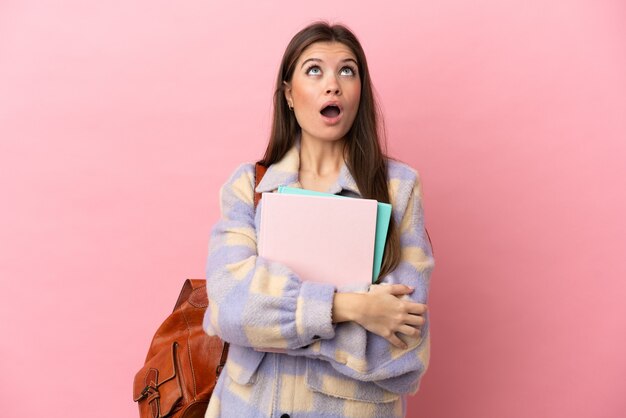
xmin=203 ymin=21 xmax=434 ymax=418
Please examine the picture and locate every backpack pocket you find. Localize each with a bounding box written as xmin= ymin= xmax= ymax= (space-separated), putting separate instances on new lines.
xmin=133 ymin=342 xmax=183 ymax=417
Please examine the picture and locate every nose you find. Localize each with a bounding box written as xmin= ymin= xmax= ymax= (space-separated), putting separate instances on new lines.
xmin=325 ymin=74 xmax=341 ymax=95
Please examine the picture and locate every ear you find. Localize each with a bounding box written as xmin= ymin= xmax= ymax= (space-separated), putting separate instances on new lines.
xmin=283 ymin=81 xmax=292 ymax=107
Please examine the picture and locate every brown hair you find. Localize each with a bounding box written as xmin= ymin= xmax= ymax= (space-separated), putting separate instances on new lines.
xmin=259 ymin=21 xmax=400 ymax=282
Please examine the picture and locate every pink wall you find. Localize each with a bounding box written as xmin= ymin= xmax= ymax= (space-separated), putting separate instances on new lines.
xmin=1 ymin=1 xmax=624 ymax=417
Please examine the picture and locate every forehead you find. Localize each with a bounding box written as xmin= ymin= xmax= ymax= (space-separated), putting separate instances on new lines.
xmin=297 ymin=41 xmax=357 ymax=64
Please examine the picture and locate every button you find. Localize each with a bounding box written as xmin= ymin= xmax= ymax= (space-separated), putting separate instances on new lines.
xmin=281 ymin=414 xmax=290 ymax=418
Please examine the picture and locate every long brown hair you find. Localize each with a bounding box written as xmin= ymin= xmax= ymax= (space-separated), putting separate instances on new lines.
xmin=259 ymin=21 xmax=400 ymax=282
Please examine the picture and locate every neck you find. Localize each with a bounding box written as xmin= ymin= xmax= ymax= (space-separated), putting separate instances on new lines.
xmin=299 ymin=133 xmax=346 ymax=176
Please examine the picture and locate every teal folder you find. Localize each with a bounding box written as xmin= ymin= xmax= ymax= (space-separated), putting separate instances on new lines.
xmin=277 ymin=186 xmax=392 ymax=283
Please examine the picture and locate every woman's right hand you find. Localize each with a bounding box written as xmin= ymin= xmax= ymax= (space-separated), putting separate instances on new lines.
xmin=360 ymin=284 xmax=427 ymax=348
xmin=333 ymin=284 xmax=427 ymax=349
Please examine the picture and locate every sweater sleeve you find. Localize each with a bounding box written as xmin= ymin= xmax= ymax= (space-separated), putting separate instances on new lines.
xmin=202 ymin=163 xmax=338 ymax=350
xmin=285 ymin=170 xmax=435 ymax=395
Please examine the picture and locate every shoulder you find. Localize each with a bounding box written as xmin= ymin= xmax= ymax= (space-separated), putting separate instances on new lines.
xmin=223 ymin=162 xmax=256 ymax=184
xmin=221 ymin=161 xmax=262 ymax=190
xmin=219 ymin=162 xmax=256 ymax=207
xmin=385 ymin=158 xmax=423 ymax=217
xmin=386 ymin=158 xmax=420 ymax=186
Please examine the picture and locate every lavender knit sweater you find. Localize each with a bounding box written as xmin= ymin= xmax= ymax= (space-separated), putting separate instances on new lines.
xmin=203 ymin=138 xmax=434 ymax=417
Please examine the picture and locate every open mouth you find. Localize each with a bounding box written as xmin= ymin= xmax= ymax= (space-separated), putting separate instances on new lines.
xmin=320 ymin=104 xmax=341 ymax=118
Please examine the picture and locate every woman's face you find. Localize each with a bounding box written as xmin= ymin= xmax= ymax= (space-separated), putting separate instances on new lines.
xmin=284 ymin=41 xmax=361 ymax=144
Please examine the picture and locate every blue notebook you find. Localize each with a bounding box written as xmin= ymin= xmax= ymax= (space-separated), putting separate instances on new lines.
xmin=277 ymin=186 xmax=392 ymax=283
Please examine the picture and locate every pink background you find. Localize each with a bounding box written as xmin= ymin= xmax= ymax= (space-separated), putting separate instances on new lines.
xmin=1 ymin=1 xmax=625 ymax=417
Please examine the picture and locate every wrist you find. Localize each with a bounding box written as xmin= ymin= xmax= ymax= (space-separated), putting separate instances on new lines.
xmin=332 ymin=293 xmax=365 ymax=323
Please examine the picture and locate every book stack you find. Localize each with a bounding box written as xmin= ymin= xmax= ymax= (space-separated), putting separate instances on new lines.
xmin=257 ymin=186 xmax=392 ymax=286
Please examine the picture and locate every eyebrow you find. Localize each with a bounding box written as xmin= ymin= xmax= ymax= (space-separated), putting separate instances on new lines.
xmin=300 ymin=57 xmax=358 ymax=68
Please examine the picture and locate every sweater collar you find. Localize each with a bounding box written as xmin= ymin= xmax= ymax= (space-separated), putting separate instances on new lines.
xmin=254 ymin=134 xmax=361 ymax=196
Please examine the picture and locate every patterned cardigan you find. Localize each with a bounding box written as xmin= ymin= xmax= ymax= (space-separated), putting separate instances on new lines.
xmin=203 ymin=138 xmax=435 ymax=417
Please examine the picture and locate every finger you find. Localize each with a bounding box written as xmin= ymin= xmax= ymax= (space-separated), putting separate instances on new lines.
xmin=406 ymin=302 xmax=428 ymax=315
xmin=387 ymin=284 xmax=414 ymax=296
xmin=398 ymin=325 xmax=421 ymax=338
xmin=404 ymin=314 xmax=425 ymax=327
xmin=387 ymin=334 xmax=408 ymax=349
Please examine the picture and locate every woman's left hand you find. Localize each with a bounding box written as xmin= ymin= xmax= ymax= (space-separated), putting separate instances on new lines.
xmin=333 ymin=284 xmax=427 ymax=349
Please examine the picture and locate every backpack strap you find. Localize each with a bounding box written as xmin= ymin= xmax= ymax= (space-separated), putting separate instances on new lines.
xmin=425 ymin=228 xmax=434 ymax=256
xmin=217 ymin=161 xmax=268 ymax=377
xmin=173 ymin=279 xmax=206 ymax=312
xmin=254 ymin=162 xmax=268 ymax=207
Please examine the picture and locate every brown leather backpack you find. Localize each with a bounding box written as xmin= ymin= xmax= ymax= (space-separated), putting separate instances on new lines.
xmin=132 ymin=163 xmax=267 ymax=418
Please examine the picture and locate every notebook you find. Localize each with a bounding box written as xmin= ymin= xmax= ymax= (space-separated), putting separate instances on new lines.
xmin=258 ymin=192 xmax=378 ymax=287
xmin=277 ymin=186 xmax=392 ymax=282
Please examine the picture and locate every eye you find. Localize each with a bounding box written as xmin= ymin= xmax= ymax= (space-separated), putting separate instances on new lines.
xmin=341 ymin=66 xmax=356 ymax=76
xmin=306 ymin=65 xmax=321 ymax=76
